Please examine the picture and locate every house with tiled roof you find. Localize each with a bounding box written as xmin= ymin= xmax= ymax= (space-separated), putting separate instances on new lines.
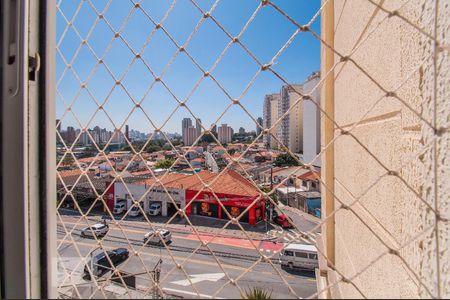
xmin=184 ymin=169 xmax=264 ymax=225
xmin=296 ymin=169 xmax=321 ymax=192
xmin=107 ymin=169 xmax=265 ymax=225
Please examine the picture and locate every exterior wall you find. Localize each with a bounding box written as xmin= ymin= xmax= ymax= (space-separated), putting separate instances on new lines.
xmin=218 ymin=124 xmax=233 ymax=144
xmin=263 ymin=93 xmax=281 ymax=149
xmin=185 ymin=190 xmax=264 ymax=225
xmin=288 ymin=85 xmax=304 ymax=153
xmin=303 ymin=72 xmax=321 ymax=166
xmin=183 ymin=126 xmax=198 ymax=146
xmin=270 ymin=96 xmax=280 ymax=149
xmin=113 ymin=182 xmax=185 ymax=217
xmin=322 ymin=0 xmax=449 ymax=298
xmin=263 ymin=94 xmax=273 ymax=147
xmin=279 ymin=84 xmax=304 ymax=153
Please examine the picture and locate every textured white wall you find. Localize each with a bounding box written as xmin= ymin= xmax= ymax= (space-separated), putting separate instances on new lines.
xmin=328 ymin=0 xmax=449 ymax=298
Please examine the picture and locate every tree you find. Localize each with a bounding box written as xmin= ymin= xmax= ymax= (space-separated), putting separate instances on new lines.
xmin=260 ymin=186 xmax=278 ymax=205
xmin=273 ymin=153 xmax=300 ymax=167
xmin=154 ymin=159 xmax=175 ymax=169
xmin=145 ymin=144 xmax=162 ymax=153
xmin=201 ymin=132 xmax=216 ymax=144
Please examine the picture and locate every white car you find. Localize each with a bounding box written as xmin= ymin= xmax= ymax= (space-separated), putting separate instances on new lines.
xmin=81 ymin=223 xmax=109 ymax=238
xmin=143 ymin=229 xmax=172 ymax=245
xmin=113 ymin=202 xmax=126 ymax=215
xmin=129 ymin=202 xmax=143 ymax=217
xmin=148 ymin=203 xmax=162 ymax=216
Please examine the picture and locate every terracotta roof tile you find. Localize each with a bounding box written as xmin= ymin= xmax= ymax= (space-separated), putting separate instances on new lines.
xmin=134 ymin=169 xmax=259 ymax=197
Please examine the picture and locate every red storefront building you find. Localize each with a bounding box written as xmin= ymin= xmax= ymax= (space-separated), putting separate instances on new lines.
xmin=184 ymin=170 xmax=265 ymax=225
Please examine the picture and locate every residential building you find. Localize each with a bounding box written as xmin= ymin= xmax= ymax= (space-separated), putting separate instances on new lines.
xmin=218 ymin=124 xmax=233 ymax=144
xmin=182 ymin=118 xmax=199 ymax=146
xmin=238 ymin=127 xmax=246 ymax=135
xmin=211 ymin=123 xmax=217 ymax=135
xmin=182 ymin=117 xmax=192 ymax=144
xmin=278 ymin=84 xmax=304 ymax=153
xmin=125 ymin=124 xmax=129 ymax=141
xmin=111 ymin=129 xmax=124 ymax=145
xmin=256 ymin=117 xmax=263 ymax=138
xmin=196 ymin=118 xmax=202 ymax=138
xmin=263 ymin=93 xmax=281 ymax=149
xmin=302 ymin=71 xmax=321 ymax=166
xmin=65 ymin=126 xmax=76 ymax=144
xmin=183 ymin=126 xmax=198 ymax=146
xmin=80 ymin=131 xmax=90 ymax=146
xmin=182 ymin=118 xmax=192 ymax=131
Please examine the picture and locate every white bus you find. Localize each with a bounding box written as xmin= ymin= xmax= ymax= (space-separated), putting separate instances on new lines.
xmin=279 ymin=244 xmax=319 ymax=270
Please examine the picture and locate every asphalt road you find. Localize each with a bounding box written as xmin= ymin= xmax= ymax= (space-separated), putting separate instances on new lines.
xmin=57 ymin=216 xmax=317 ymax=299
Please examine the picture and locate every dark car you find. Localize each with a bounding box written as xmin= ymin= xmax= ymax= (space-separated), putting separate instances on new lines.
xmin=84 ymin=248 xmax=129 ymax=279
xmin=274 ymin=214 xmax=294 ymax=229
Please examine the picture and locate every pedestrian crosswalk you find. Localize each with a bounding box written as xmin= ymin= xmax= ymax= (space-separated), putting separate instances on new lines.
xmin=268 ymin=228 xmax=320 ymax=245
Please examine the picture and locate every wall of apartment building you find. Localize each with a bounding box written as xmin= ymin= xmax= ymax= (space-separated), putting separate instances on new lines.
xmin=270 ymin=95 xmax=280 ymax=149
xmin=322 ymin=0 xmax=449 ymax=298
xmin=278 ymin=84 xmax=304 ymax=153
xmin=303 ymin=72 xmax=321 ymax=166
xmin=288 ymin=84 xmax=304 ymax=153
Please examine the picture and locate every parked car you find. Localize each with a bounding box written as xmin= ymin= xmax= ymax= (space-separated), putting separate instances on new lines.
xmin=80 ymin=223 xmax=109 ymax=238
xmin=148 ymin=203 xmax=162 ymax=216
xmin=129 ymin=202 xmax=144 ymax=217
xmin=273 ymin=214 xmax=294 ymax=229
xmin=113 ymin=201 xmax=127 ymax=215
xmin=279 ymin=244 xmax=318 ymax=270
xmin=143 ymin=229 xmax=172 ymax=246
xmin=84 ymin=248 xmax=129 ymax=279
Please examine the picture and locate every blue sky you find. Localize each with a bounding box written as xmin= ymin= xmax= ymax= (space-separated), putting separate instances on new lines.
xmin=56 ymin=0 xmax=321 ymax=135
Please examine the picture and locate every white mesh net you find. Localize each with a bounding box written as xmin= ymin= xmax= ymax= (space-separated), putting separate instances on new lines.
xmin=55 ymin=0 xmax=447 ymax=298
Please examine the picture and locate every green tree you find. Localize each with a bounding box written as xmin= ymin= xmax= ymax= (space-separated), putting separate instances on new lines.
xmin=260 ymin=186 xmax=278 ymax=204
xmin=145 ymin=144 xmax=162 ymax=153
xmin=273 ymin=153 xmax=300 ymax=167
xmin=155 ymin=159 xmax=175 ymax=169
xmin=201 ymin=132 xmax=216 ymax=144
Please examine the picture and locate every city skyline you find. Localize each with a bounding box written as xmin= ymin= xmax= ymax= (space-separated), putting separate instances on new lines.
xmin=56 ymin=0 xmax=321 ymax=134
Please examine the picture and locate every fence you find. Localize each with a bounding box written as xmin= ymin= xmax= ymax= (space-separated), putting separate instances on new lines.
xmin=55 ymin=0 xmax=449 ymax=298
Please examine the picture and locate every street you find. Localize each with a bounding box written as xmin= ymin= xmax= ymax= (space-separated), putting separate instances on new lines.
xmin=57 ymin=215 xmax=317 ymax=299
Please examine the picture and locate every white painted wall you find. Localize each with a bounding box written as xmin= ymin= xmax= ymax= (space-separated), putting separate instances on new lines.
xmin=114 ymin=181 xmax=185 ymax=217
xmin=303 ymin=73 xmax=321 ymax=167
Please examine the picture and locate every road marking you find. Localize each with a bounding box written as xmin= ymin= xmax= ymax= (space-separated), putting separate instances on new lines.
xmin=57 ymin=239 xmax=296 ymax=279
xmin=171 ymin=273 xmax=225 ymax=286
xmin=59 ymin=220 xmax=258 ymax=251
xmin=162 ymin=287 xmax=225 ymax=299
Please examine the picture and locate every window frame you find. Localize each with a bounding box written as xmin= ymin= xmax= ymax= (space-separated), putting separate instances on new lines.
xmin=1 ymin=0 xmax=56 ymax=298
